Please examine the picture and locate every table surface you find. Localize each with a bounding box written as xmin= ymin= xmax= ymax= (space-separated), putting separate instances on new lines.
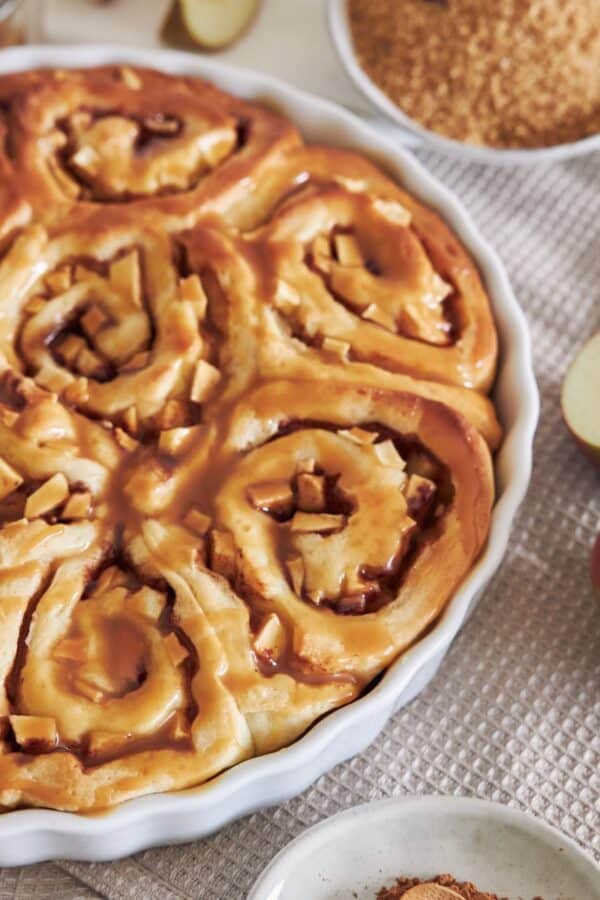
xmin=2 ymin=2 xmax=600 ymax=898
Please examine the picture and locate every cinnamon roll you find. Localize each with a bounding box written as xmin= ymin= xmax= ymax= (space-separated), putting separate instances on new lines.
xmin=0 ymin=219 xmax=249 ymax=437
xmin=191 ymin=381 xmax=494 ymax=681
xmin=0 ymin=531 xmax=254 ymax=811
xmin=0 ymin=65 xmax=300 ymax=230
xmin=241 ymin=147 xmax=498 ymax=393
xmin=182 ymin=223 xmax=501 ymax=448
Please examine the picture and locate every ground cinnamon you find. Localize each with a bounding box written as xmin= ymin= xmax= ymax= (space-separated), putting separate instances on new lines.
xmin=348 ymin=0 xmax=600 ymax=148
xmin=376 ymin=872 xmax=544 ymax=900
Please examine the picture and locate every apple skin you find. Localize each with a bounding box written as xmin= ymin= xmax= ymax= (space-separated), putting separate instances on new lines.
xmin=561 ymin=331 xmax=600 ymax=469
xmin=591 ymin=533 xmax=600 ymax=600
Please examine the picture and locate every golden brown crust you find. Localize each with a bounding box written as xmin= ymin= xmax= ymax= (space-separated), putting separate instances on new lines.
xmin=0 ymin=66 xmax=499 ymax=813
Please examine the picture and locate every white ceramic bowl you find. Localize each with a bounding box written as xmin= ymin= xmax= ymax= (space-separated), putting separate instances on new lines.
xmin=248 ymin=796 xmax=600 ymax=899
xmin=0 ymin=44 xmax=538 ymax=865
xmin=328 ymin=0 xmax=600 ymax=166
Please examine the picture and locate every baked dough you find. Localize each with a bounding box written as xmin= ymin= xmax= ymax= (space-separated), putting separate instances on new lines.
xmin=0 ymin=66 xmax=499 ymax=812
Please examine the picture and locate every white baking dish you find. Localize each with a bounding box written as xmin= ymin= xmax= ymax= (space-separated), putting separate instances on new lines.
xmin=328 ymin=0 xmax=600 ymax=166
xmin=0 ymin=44 xmax=538 ymax=865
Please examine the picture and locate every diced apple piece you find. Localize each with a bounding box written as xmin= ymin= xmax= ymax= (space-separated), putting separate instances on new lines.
xmin=24 ymin=295 xmax=47 ymax=315
xmin=62 ymin=491 xmax=92 ymax=520
xmin=179 ymin=0 xmax=261 ymax=50
xmin=155 ymin=399 xmax=191 ymax=430
xmin=374 ymin=440 xmax=406 ymax=468
xmin=87 ymin=731 xmax=127 ymax=757
xmin=209 ymin=529 xmax=236 ymax=579
xmin=9 ymin=715 xmax=58 ymax=751
xmin=183 ymin=508 xmax=212 ymax=537
xmin=179 ymin=274 xmax=208 ymax=320
xmin=273 ymin=279 xmax=300 ymax=313
xmin=81 ymin=304 xmax=109 ymax=337
xmin=286 ymin=556 xmax=304 ymax=595
xmin=58 ymin=334 xmax=86 ymax=366
xmin=334 ymin=233 xmax=364 ymax=267
xmin=127 ymin=586 xmax=166 ymax=621
xmin=109 ymin=251 xmax=142 ymax=308
xmin=254 ymin=613 xmax=285 ymax=660
xmin=114 ymin=427 xmax=139 ymax=452
xmin=338 ymin=426 xmax=377 ymax=445
xmin=158 ymin=425 xmax=202 ymax=456
xmin=322 ymin=337 xmax=350 ymax=361
xmin=372 ymin=197 xmax=412 ymax=227
xmin=24 ymin=473 xmax=69 ymax=519
xmin=362 ymin=302 xmax=396 ymax=333
xmin=561 ymin=331 xmax=600 ymax=466
xmin=0 ymin=457 xmax=23 ymax=501
xmin=290 ymin=512 xmax=344 ymax=533
xmin=63 ymin=376 xmax=89 ymax=406
xmin=45 ymin=265 xmax=72 ymax=295
xmin=119 ymin=66 xmax=142 ymax=90
xmin=247 ymin=480 xmax=294 ymax=516
xmin=190 ymin=360 xmax=221 ymax=404
xmin=296 ymin=472 xmax=326 ymax=512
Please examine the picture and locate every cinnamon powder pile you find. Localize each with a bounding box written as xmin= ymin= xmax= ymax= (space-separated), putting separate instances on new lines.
xmin=348 ymin=0 xmax=600 ymax=148
xmin=376 ymin=872 xmax=545 ymax=899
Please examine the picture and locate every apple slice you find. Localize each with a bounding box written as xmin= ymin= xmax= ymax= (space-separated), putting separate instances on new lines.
xmin=179 ymin=0 xmax=261 ymax=49
xmin=402 ymin=884 xmax=464 ymax=900
xmin=561 ymin=331 xmax=600 ymax=466
xmin=591 ymin=532 xmax=600 ymax=600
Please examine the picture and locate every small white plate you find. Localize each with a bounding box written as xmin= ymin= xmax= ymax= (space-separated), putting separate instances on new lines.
xmin=248 ymin=796 xmax=600 ymax=900
xmin=327 ymin=0 xmax=600 ymax=166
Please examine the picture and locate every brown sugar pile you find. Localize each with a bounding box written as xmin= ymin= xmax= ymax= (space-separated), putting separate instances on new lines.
xmin=376 ymin=872 xmax=544 ymax=899
xmin=348 ymin=0 xmax=600 ymax=148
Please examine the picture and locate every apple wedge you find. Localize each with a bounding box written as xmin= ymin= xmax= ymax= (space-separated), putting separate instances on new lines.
xmin=561 ymin=331 xmax=600 ymax=467
xmin=179 ymin=0 xmax=261 ymax=50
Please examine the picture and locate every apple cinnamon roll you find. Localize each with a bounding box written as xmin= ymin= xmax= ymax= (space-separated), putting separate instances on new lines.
xmin=248 ymin=161 xmax=497 ymax=393
xmin=0 ymin=529 xmax=253 ymax=811
xmin=0 ymin=65 xmax=300 ymax=230
xmin=182 ymin=224 xmax=501 ymax=449
xmin=0 ymin=220 xmax=249 ymax=438
xmin=176 ymin=381 xmax=493 ymax=682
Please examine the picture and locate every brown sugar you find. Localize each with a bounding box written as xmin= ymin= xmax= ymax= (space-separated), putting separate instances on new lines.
xmin=347 ymin=0 xmax=600 ymax=148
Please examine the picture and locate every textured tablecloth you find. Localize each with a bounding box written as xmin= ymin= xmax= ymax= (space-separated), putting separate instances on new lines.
xmin=2 ymin=3 xmax=600 ymax=897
